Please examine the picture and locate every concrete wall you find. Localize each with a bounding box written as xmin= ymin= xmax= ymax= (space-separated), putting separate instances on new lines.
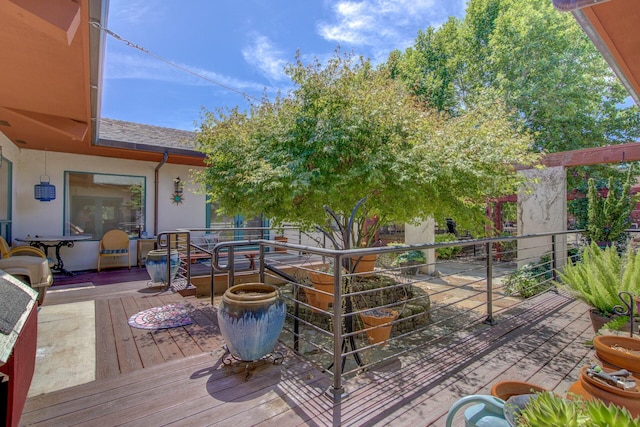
xmin=404 ymin=218 xmax=435 ymax=274
xmin=0 ymin=135 xmax=207 ymax=271
xmin=517 ymin=166 xmax=567 ymax=268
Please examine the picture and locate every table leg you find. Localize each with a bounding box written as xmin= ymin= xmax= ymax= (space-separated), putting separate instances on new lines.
xmin=29 ymin=241 xmax=76 ymax=275
xmin=245 ymin=254 xmax=257 ymax=270
xmin=54 ymin=241 xmax=76 ymax=275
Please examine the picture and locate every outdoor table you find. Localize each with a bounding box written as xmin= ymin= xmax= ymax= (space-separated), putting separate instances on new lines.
xmin=15 ymin=235 xmax=91 ymax=275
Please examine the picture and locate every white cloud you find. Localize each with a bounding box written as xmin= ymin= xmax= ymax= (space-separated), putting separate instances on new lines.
xmin=109 ymin=0 xmax=154 ymax=25
xmin=104 ymin=51 xmax=268 ymax=94
xmin=242 ymin=35 xmax=289 ymax=83
xmin=318 ymin=0 xmax=455 ymax=56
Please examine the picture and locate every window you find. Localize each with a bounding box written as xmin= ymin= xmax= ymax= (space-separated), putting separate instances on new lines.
xmin=65 ymin=172 xmax=145 ymax=238
xmin=206 ymin=202 xmax=267 ymax=240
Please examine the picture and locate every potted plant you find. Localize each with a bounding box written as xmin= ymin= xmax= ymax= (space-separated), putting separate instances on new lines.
xmin=391 ymin=249 xmax=426 ymax=275
xmin=556 ymin=242 xmax=640 ymax=333
xmin=306 ymin=262 xmax=340 ymax=311
xmin=584 ymin=166 xmax=636 ymax=247
xmin=358 ymin=307 xmax=399 ymax=345
xmin=515 ymin=390 xmax=640 ymax=425
xmin=273 ymin=229 xmax=288 ymax=253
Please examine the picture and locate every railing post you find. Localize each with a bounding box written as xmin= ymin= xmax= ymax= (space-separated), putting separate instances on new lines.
xmin=227 ymin=245 xmax=235 ymax=288
xmin=259 ymin=245 xmax=265 ymax=283
xmin=329 ymin=254 xmax=347 ymax=400
xmin=551 ymin=234 xmax=557 ymax=282
xmin=484 ymin=241 xmax=496 ymax=325
xmin=166 ymin=233 xmax=173 ymax=290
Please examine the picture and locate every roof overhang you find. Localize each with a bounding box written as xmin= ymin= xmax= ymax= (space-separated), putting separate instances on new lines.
xmin=0 ymin=0 xmax=204 ymax=166
xmin=553 ymin=0 xmax=640 ymax=105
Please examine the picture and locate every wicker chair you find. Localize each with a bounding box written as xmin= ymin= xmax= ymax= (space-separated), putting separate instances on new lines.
xmin=0 ymin=236 xmax=47 ymax=259
xmin=97 ymin=229 xmax=130 ymax=272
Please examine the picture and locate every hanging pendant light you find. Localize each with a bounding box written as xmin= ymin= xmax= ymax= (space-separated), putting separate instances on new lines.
xmin=34 ymin=150 xmax=56 ymax=202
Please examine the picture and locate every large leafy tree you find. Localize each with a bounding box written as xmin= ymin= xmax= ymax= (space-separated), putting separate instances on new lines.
xmin=391 ymin=0 xmax=640 ymax=154
xmin=194 ymin=51 xmax=538 ymax=247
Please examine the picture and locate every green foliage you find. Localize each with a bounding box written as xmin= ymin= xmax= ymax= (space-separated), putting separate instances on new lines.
xmin=585 ymin=166 xmax=636 ymax=244
xmin=435 ymin=233 xmax=461 ymax=259
xmin=391 ymin=250 xmax=426 ymax=267
xmin=194 ymin=49 xmax=538 ymax=246
xmin=517 ymin=391 xmax=640 ymax=426
xmin=556 ymin=242 xmax=640 ymax=315
xmin=601 ymin=315 xmax=631 ymax=333
xmin=126 ymin=184 xmax=143 ymax=211
xmin=517 ymin=392 xmax=584 ymax=427
xmin=503 ymin=254 xmax=553 ymax=298
xmin=583 ymin=396 xmax=640 ymax=427
xmin=390 ymin=0 xmax=640 ymax=154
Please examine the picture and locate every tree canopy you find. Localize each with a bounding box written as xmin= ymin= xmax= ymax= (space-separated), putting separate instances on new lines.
xmin=194 ymin=51 xmax=538 ymax=245
xmin=389 ymin=0 xmax=640 ymax=154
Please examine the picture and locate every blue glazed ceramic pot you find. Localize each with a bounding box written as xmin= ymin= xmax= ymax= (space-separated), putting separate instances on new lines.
xmin=145 ymin=249 xmax=179 ymax=284
xmin=217 ymin=283 xmax=286 ymax=361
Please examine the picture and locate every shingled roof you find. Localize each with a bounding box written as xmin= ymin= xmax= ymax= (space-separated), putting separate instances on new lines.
xmin=98 ymin=118 xmax=198 ymax=152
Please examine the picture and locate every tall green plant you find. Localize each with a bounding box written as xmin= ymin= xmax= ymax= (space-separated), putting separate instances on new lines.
xmin=556 ymin=242 xmax=640 ymax=315
xmin=585 ymin=166 xmax=636 ymax=243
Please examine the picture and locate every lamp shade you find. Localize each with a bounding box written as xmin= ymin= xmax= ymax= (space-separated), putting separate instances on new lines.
xmin=34 ymin=176 xmax=56 ymax=202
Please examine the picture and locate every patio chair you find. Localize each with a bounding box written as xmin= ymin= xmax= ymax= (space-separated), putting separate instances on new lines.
xmin=0 ymin=236 xmax=48 ymax=259
xmin=97 ymin=229 xmax=130 ymax=272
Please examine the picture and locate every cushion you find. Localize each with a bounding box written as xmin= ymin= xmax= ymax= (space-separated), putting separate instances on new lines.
xmin=101 ymin=249 xmax=128 ymax=254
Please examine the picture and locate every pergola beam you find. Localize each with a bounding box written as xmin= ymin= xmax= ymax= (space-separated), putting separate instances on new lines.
xmin=543 ymin=141 xmax=640 ymax=168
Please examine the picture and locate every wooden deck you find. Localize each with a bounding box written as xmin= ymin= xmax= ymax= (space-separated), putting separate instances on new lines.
xmin=20 ymin=272 xmax=595 ymax=426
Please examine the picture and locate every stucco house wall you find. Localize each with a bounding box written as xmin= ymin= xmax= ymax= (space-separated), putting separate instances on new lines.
xmin=1 ymin=132 xmax=206 ymax=271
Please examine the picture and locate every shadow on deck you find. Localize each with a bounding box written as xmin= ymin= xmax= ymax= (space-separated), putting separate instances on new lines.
xmin=21 ymin=279 xmax=594 ymax=426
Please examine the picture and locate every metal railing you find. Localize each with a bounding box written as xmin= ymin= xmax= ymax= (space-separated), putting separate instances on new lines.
xmin=158 ymin=228 xmax=592 ymax=400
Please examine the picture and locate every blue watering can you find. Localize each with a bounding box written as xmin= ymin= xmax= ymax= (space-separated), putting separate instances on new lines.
xmin=445 ymin=394 xmax=519 ymax=427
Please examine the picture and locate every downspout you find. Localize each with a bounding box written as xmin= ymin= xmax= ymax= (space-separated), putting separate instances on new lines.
xmin=154 ymin=151 xmax=169 ymax=236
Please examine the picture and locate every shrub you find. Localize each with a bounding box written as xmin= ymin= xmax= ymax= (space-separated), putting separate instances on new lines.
xmin=435 ymin=233 xmax=461 ymax=259
xmin=503 ymin=253 xmax=554 ymax=298
xmin=391 ymin=250 xmax=426 ymax=266
xmin=556 ymin=242 xmax=640 ymax=316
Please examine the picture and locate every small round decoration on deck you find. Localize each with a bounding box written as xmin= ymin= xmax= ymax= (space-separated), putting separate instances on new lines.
xmin=128 ymin=303 xmax=192 ymax=329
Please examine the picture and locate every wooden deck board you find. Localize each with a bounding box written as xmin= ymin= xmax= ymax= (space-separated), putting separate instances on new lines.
xmin=121 ymin=295 xmax=166 ymax=368
xmin=108 ymin=298 xmax=144 ymax=374
xmin=94 ymin=299 xmax=119 ymax=380
xmin=21 ymin=352 xmax=218 ymax=425
xmin=138 ymin=295 xmax=185 ymax=361
xmin=22 ymin=282 xmax=600 ymax=427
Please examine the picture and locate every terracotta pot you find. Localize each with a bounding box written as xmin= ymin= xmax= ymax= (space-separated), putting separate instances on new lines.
xmin=274 ymin=236 xmax=288 ymax=253
xmin=589 ymin=309 xmax=631 ymax=334
xmin=593 ymin=335 xmax=640 ymax=376
xmin=490 ymin=381 xmax=547 ymax=401
xmin=308 ymin=270 xmax=335 ymax=310
xmin=359 ymin=308 xmax=398 ymax=345
xmin=571 ymin=366 xmax=640 ymax=417
xmin=350 ymin=254 xmax=377 ymax=277
xmin=301 ymin=286 xmax=322 ymax=312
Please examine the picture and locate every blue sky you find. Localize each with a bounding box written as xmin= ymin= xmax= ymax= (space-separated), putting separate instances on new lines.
xmin=102 ymin=0 xmax=467 ymax=131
